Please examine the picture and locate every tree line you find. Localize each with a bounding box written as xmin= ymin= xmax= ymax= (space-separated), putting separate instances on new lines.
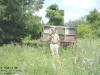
xmin=0 ymin=0 xmax=44 ymax=43
xmin=0 ymin=1 xmax=100 ymax=44
xmin=46 ymin=6 xmax=100 ymax=38
xmin=77 ymin=8 xmax=100 ymax=38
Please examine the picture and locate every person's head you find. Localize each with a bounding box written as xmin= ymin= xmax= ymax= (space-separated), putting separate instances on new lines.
xmin=51 ymin=27 xmax=55 ymax=34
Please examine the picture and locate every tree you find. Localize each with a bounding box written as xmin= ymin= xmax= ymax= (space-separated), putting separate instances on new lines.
xmin=86 ymin=8 xmax=99 ymax=23
xmin=0 ymin=0 xmax=44 ymax=43
xmin=25 ymin=14 xmax=42 ymax=39
xmin=78 ymin=23 xmax=95 ymax=38
xmin=86 ymin=8 xmax=100 ymax=37
xmin=46 ymin=4 xmax=64 ymax=25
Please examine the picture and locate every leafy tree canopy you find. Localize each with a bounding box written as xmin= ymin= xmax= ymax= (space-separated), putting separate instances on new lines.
xmin=0 ymin=0 xmax=44 ymax=43
xmin=46 ymin=4 xmax=64 ymax=25
xmin=86 ymin=8 xmax=100 ymax=23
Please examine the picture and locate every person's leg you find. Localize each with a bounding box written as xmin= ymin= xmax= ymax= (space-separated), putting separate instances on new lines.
xmin=50 ymin=44 xmax=54 ymax=56
xmin=54 ymin=44 xmax=59 ymax=57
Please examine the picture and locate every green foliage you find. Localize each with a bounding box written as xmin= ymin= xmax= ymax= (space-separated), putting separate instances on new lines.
xmin=48 ymin=4 xmax=58 ymax=10
xmin=46 ymin=4 xmax=64 ymax=25
xmin=77 ymin=8 xmax=100 ymax=38
xmin=86 ymin=8 xmax=100 ymax=38
xmin=0 ymin=0 xmax=44 ymax=43
xmin=0 ymin=39 xmax=100 ymax=75
xmin=25 ymin=14 xmax=42 ymax=39
xmin=86 ymin=8 xmax=99 ymax=23
xmin=78 ymin=23 xmax=95 ymax=38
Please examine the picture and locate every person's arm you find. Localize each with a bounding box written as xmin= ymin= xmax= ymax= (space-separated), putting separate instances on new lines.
xmin=47 ymin=34 xmax=50 ymax=41
xmin=57 ymin=35 xmax=60 ymax=48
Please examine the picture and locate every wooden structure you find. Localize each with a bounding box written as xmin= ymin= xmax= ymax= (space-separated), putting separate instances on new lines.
xmin=41 ymin=25 xmax=77 ymax=46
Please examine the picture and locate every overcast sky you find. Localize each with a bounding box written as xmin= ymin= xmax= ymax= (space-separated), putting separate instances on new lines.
xmin=36 ymin=0 xmax=100 ymax=23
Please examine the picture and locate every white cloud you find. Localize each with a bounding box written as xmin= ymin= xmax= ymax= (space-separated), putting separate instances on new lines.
xmin=62 ymin=0 xmax=95 ymax=9
xmin=62 ymin=0 xmax=99 ymax=22
xmin=64 ymin=11 xmax=81 ymax=22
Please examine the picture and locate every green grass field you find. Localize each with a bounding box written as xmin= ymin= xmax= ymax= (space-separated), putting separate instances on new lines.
xmin=0 ymin=39 xmax=100 ymax=75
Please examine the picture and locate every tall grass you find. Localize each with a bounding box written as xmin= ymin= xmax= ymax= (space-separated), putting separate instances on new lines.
xmin=0 ymin=39 xmax=100 ymax=75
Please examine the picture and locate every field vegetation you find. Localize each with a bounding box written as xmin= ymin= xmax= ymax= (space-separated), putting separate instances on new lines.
xmin=0 ymin=39 xmax=100 ymax=75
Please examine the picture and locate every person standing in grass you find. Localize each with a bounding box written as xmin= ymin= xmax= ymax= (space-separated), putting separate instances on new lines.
xmin=48 ymin=27 xmax=60 ymax=57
